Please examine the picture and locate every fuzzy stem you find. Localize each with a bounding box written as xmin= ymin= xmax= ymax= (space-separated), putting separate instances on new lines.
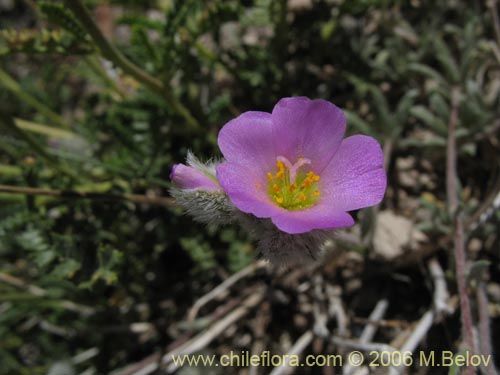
xmin=446 ymin=89 xmax=475 ymax=375
xmin=477 ymin=282 xmax=499 ymax=375
xmin=62 ymin=0 xmax=200 ymax=131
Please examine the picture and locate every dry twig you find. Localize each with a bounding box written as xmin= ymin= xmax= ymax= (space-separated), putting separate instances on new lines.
xmin=343 ymin=299 xmax=389 ymax=375
xmin=268 ymin=330 xmax=314 ymax=375
xmin=359 ymin=299 xmax=389 ymax=344
xmin=388 ymin=310 xmax=435 ymax=375
xmin=428 ymin=258 xmax=452 ymax=315
xmin=187 ymin=260 xmax=268 ymax=322
xmin=123 ymin=289 xmax=266 ymax=375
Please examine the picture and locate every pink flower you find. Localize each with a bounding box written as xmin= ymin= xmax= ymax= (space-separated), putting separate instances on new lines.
xmin=170 ymin=152 xmax=220 ymax=192
xmin=170 ymin=164 xmax=219 ymax=191
xmin=216 ymin=97 xmax=386 ymax=234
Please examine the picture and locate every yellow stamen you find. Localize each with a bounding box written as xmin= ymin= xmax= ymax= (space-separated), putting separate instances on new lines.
xmin=277 ymin=160 xmax=284 ymax=171
xmin=267 ymin=156 xmax=320 ymax=210
xmin=303 ymin=178 xmax=312 ymax=188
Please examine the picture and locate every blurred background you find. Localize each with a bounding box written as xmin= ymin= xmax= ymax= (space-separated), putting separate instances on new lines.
xmin=1 ymin=0 xmax=500 ymax=374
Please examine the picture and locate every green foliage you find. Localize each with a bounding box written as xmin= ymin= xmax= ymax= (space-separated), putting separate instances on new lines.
xmin=0 ymin=29 xmax=93 ymax=56
xmin=39 ymin=1 xmax=88 ymax=40
xmin=180 ymin=236 xmax=217 ymax=274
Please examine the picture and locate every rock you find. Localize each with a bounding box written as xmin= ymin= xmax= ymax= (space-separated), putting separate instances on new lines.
xmin=487 ymin=283 xmax=500 ymax=303
xmin=468 ymin=238 xmax=482 ymax=254
xmin=288 ymin=0 xmax=313 ymax=10
xmin=373 ymin=210 xmax=427 ymax=260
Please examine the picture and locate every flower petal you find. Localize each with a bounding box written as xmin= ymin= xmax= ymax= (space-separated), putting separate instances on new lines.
xmin=271 ymin=97 xmax=346 ymax=172
xmin=320 ymin=135 xmax=386 ymax=212
xmin=170 ymin=163 xmax=220 ymax=191
xmin=217 ymin=111 xmax=276 ymax=171
xmin=271 ymin=205 xmax=354 ymax=234
xmin=216 ymin=162 xmax=282 ymax=218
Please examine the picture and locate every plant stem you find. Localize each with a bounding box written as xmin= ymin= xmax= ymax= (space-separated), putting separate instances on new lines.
xmin=489 ymin=0 xmax=500 ymax=48
xmin=62 ymin=0 xmax=200 ymax=131
xmin=446 ymin=89 xmax=475 ymax=375
xmin=0 ymin=68 xmax=69 ymax=129
xmin=0 ymin=184 xmax=174 ymax=207
xmin=83 ymin=56 xmax=127 ymax=98
xmin=477 ymin=282 xmax=499 ymax=375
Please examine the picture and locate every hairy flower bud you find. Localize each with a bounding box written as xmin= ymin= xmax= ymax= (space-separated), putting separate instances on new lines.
xmin=169 ymin=152 xmax=235 ymax=225
xmin=170 ymin=152 xmax=220 ymax=191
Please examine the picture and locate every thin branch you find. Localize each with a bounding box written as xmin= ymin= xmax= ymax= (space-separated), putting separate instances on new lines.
xmin=62 ymin=0 xmax=200 ymax=131
xmin=0 ymin=184 xmax=174 ymax=207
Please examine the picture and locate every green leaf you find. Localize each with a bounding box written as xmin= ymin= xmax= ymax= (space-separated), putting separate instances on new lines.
xmin=79 ymin=247 xmax=123 ymax=289
xmin=410 ymin=105 xmax=448 ymax=135
xmin=408 ymin=63 xmax=447 ymax=86
xmin=429 ymin=93 xmax=450 ymax=120
xmin=51 ymin=259 xmax=81 ymax=279
xmin=39 ymin=1 xmax=88 ymax=40
xmin=395 ymin=89 xmax=419 ymax=126
xmin=180 ymin=236 xmax=216 ymax=273
xmin=33 ymin=250 xmax=57 ymax=268
xmin=434 ymin=36 xmax=460 ymax=83
xmin=344 ymin=110 xmax=374 ymax=135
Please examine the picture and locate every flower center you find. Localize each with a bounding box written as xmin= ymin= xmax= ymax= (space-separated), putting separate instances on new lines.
xmin=267 ymin=156 xmax=321 ymax=210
